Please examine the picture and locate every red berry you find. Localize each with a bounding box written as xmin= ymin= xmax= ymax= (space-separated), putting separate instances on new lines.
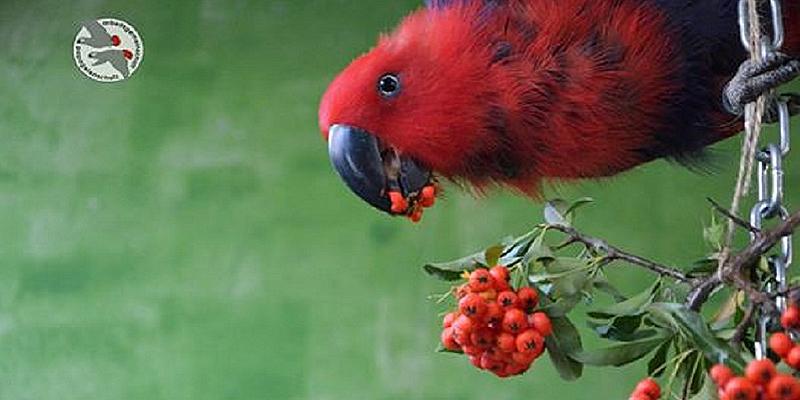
xmin=388 ymin=191 xmax=408 ymax=214
xmin=782 ymin=306 xmax=800 ymax=330
xmin=497 ymin=291 xmax=519 ymax=309
xmin=469 ymin=269 xmax=493 ymax=292
xmin=442 ymin=312 xmax=457 ymax=329
xmin=459 ymin=294 xmax=487 ymax=320
xmin=462 ymin=344 xmax=483 ymax=357
xmin=490 ymin=265 xmax=510 ymax=283
xmin=767 ymin=374 xmax=800 ymax=400
xmin=493 ymin=349 xmax=513 ymax=363
xmin=724 ymin=377 xmax=757 ymax=400
xmin=512 ymin=350 xmax=537 ymax=366
xmin=420 ymin=185 xmax=436 ymax=208
xmin=502 ymin=308 xmax=528 ymax=334
xmin=122 ymin=49 xmax=133 ymax=60
xmin=710 ymin=364 xmax=735 ymax=388
xmin=470 ymin=328 xmax=496 ymax=349
xmin=506 ymin=362 xmax=529 ymax=376
xmin=787 ymin=346 xmax=800 ymax=370
xmin=529 ymin=312 xmax=553 ymax=337
xmin=408 ymin=208 xmax=423 ymax=223
xmin=469 ymin=355 xmax=482 ymax=368
xmin=515 ymin=329 xmax=545 ymax=356
xmin=455 ymin=284 xmax=471 ymax=299
xmin=480 ymin=352 xmax=504 ymax=373
xmin=441 ymin=328 xmax=460 ymax=351
xmin=478 ymin=288 xmax=498 ymax=301
xmin=493 ymin=279 xmax=511 ymax=292
xmin=517 ymin=286 xmax=540 ymax=311
xmin=497 ymin=333 xmax=516 ymax=353
xmin=771 ymin=332 xmax=794 ymax=358
xmin=452 ymin=315 xmax=475 ymax=345
xmin=745 ymin=359 xmax=777 ymax=386
xmin=634 ymin=378 xmax=661 ymax=399
xmin=493 ymin=369 xmax=512 ymax=378
xmin=485 ymin=302 xmax=503 ymax=326
xmin=111 ymin=35 xmax=121 ymax=46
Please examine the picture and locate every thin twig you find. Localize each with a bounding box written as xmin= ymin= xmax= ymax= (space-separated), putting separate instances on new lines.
xmin=546 ymin=224 xmax=691 ymax=283
xmin=731 ymin=302 xmax=756 ymax=349
xmin=687 ymin=276 xmax=722 ymax=311
xmin=707 ymin=197 xmax=760 ymax=234
xmin=725 ymin=211 xmax=800 ymax=277
xmin=688 ymin=211 xmax=800 ymax=310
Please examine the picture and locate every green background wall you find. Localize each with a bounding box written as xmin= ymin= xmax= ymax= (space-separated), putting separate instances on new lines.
xmin=0 ymin=1 xmax=798 ymax=399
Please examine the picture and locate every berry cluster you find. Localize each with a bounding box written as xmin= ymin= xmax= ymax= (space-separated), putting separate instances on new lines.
xmin=440 ymin=266 xmax=552 ymax=378
xmin=628 ymin=378 xmax=661 ymax=400
xmin=775 ymin=304 xmax=800 ymax=369
xmin=706 ymin=305 xmax=800 ymax=400
xmin=709 ymin=361 xmax=799 ymax=400
xmin=388 ymin=184 xmax=437 ymax=223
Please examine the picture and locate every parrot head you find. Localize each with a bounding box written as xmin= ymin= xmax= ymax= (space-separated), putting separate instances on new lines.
xmin=319 ymin=5 xmax=507 ymax=219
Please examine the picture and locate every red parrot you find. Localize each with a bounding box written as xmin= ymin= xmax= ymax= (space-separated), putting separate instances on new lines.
xmin=319 ymin=0 xmax=800 ymax=219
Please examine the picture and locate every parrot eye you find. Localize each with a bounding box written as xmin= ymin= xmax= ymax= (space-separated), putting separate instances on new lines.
xmin=377 ymin=74 xmax=401 ymax=98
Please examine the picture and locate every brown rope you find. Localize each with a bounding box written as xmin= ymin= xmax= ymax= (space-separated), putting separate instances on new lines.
xmin=719 ymin=0 xmax=768 ymax=271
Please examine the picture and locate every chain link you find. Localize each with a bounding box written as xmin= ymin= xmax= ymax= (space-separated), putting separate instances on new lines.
xmin=738 ymin=0 xmax=784 ymax=53
xmin=737 ymin=0 xmax=792 ymax=360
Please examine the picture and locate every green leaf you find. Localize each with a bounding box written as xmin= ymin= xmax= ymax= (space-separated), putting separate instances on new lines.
xmin=564 ymin=197 xmax=595 ymax=217
xmin=588 ymin=280 xmax=661 ymax=319
xmin=588 ymin=316 xmax=659 ymax=342
xmin=688 ymin=375 xmax=716 ymax=400
xmin=546 ymin=316 xmax=584 ymax=381
xmin=711 ymin=292 xmax=741 ymax=330
xmin=436 ymin=344 xmax=464 ymax=354
xmin=592 ymin=276 xmax=627 ymax=302
xmin=647 ymin=303 xmax=746 ymax=373
xmin=422 ymin=252 xmax=485 ymax=281
xmin=703 ymin=215 xmax=724 ymax=250
xmin=537 ymin=258 xmax=593 ymax=297
xmin=423 ymin=264 xmax=468 ymax=281
xmin=484 ymin=245 xmax=504 ymax=267
xmin=543 ymin=198 xmax=594 ymax=226
xmin=685 ymin=351 xmax=707 ymax=396
xmin=523 ymin=230 xmax=554 ymax=265
xmin=648 ymin=340 xmax=671 ymax=378
xmin=688 ymin=256 xmax=719 ymax=278
xmin=570 ymin=334 xmax=669 ymax=367
xmin=541 ymin=296 xmax=581 ymax=317
xmin=544 ymin=199 xmax=570 ymax=226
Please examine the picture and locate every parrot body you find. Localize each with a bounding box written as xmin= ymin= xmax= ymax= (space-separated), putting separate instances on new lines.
xmin=319 ymin=0 xmax=800 ymax=214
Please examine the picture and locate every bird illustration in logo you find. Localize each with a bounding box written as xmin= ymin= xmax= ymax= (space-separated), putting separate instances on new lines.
xmin=78 ymin=19 xmax=131 ymax=78
xmin=77 ymin=20 xmax=121 ymax=48
xmin=88 ymin=49 xmax=133 ymax=78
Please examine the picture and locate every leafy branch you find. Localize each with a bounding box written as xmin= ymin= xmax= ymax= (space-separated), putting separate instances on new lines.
xmin=545 ymin=224 xmax=691 ymax=283
xmin=423 ymin=198 xmax=800 ymax=399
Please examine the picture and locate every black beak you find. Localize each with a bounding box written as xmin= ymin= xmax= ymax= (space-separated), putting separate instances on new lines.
xmin=328 ymin=124 xmax=432 ymax=215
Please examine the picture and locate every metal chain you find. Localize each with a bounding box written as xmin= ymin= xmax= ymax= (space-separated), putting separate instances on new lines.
xmin=737 ymin=0 xmax=794 ymax=359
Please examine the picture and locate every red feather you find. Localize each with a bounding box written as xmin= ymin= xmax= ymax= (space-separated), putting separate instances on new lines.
xmin=319 ymin=0 xmax=799 ymax=196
